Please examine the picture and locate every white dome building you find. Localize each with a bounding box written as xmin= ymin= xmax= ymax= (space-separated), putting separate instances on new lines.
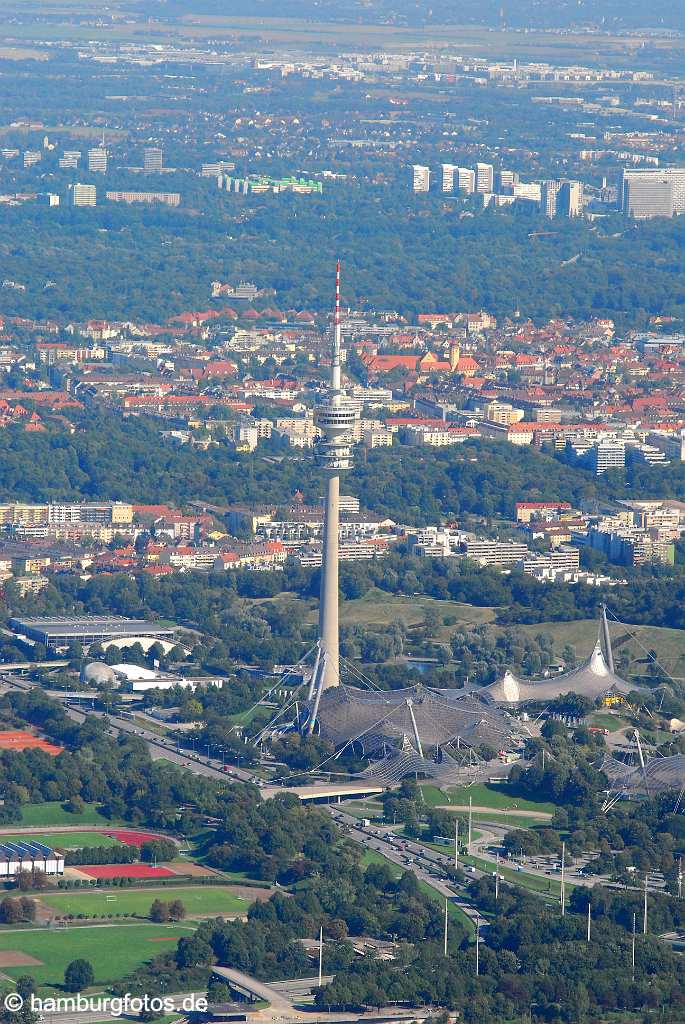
xmin=80 ymin=662 xmax=119 ymax=687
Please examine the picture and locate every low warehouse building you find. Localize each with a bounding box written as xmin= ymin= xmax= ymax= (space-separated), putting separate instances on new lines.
xmin=0 ymin=841 xmax=65 ymax=877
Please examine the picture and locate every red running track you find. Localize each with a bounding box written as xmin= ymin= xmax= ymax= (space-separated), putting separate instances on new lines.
xmin=103 ymin=830 xmax=168 ymax=846
xmin=78 ymin=864 xmax=177 ymax=879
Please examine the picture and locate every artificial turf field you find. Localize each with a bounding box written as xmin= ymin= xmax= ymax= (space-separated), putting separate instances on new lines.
xmin=41 ymin=886 xmax=251 ymax=919
xmin=0 ymin=923 xmax=194 ymax=988
xmin=0 ymin=832 xmax=119 ymax=849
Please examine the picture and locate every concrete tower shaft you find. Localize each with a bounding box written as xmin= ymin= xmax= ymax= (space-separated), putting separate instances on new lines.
xmin=312 ymin=262 xmax=355 ymax=699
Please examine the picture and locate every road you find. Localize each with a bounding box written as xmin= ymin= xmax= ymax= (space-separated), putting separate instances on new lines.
xmin=328 ymin=808 xmax=484 ymax=931
xmin=31 ymin=990 xmax=207 ymax=1024
xmin=211 ymin=966 xmax=439 ymax=1023
xmin=0 ymin=672 xmax=258 ymax=784
xmin=212 ymin=966 xmax=297 ymax=1013
xmin=0 ymin=671 xmax=656 ymax=899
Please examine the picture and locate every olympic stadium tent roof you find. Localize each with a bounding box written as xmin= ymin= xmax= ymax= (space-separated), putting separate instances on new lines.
xmin=482 ymin=641 xmax=640 ymax=706
xmin=602 ymin=752 xmax=685 ymax=798
xmin=313 ymin=682 xmax=520 ymax=756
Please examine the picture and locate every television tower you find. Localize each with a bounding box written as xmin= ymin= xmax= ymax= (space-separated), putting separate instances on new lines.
xmin=307 ymin=262 xmax=356 ymax=731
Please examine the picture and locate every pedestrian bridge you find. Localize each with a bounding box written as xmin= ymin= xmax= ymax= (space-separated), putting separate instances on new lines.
xmin=260 ymin=781 xmax=386 ymax=802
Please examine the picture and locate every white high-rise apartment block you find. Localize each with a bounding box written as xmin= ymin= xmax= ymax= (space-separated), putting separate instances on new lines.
xmin=457 ymin=167 xmax=476 ymax=194
xmin=591 ymin=440 xmax=626 ymax=475
xmin=622 ymin=168 xmax=685 ymax=219
xmin=441 ymin=164 xmax=458 ymax=192
xmin=513 ymin=182 xmax=542 ymax=201
xmin=542 ymin=180 xmax=561 ymax=218
xmin=499 ymin=169 xmax=519 ymax=189
xmin=71 ymin=183 xmax=97 ymax=207
xmin=59 ymin=150 xmax=80 ymax=170
xmin=23 ymin=151 xmax=41 ymax=168
xmin=475 ymin=162 xmax=494 ymax=193
xmin=143 ymin=147 xmax=163 ymax=172
xmin=412 ymin=164 xmax=431 ymax=192
xmin=88 ymin=147 xmax=108 ymax=173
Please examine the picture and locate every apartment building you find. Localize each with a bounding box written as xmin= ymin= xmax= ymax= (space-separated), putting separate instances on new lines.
xmin=588 ymin=521 xmax=675 ymax=566
xmin=519 ymin=545 xmax=580 ymax=579
xmin=441 ymin=164 xmax=458 ymax=192
xmin=0 ymin=502 xmax=134 ymax=528
xmin=457 ymin=167 xmax=476 ymax=194
xmin=105 ymin=191 xmax=180 ymax=207
xmin=566 ymin=438 xmax=626 ymax=475
xmin=464 ymin=538 xmax=530 ymax=566
xmin=515 ymin=502 xmax=572 ymax=524
xmin=363 ymin=426 xmax=394 ymax=448
xmin=475 ymin=163 xmax=494 ymax=193
xmin=412 ymin=165 xmax=430 ymax=192
xmin=87 ymin=148 xmax=108 ymax=173
xmin=484 ymin=400 xmax=525 ymax=426
xmin=71 ymin=184 xmax=96 ymax=207
xmin=404 ymin=425 xmax=464 ymax=447
xmin=143 ymin=148 xmax=163 ymax=172
xmin=406 ymin=526 xmax=467 ymax=557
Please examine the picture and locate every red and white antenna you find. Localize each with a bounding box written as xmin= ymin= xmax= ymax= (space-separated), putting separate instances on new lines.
xmin=332 ymin=259 xmax=342 ymax=394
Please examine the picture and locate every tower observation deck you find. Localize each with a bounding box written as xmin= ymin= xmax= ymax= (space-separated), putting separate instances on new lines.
xmin=307 ymin=262 xmax=356 ymax=729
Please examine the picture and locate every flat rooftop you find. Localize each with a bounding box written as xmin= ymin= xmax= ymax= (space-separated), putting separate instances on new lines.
xmin=9 ymin=615 xmax=176 ymax=638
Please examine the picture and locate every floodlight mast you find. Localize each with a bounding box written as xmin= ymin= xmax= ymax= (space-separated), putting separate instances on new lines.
xmin=308 ymin=262 xmax=356 ymax=733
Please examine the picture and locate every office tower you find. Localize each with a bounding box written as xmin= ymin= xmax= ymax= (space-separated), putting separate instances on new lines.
xmin=307 ymin=263 xmax=357 ymax=730
xmin=70 ymin=183 xmax=97 ymax=207
xmin=412 ymin=164 xmax=430 ymax=192
xmin=621 ymin=168 xmax=685 ymax=219
xmin=88 ymin=147 xmax=108 ymax=173
xmin=457 ymin=167 xmax=476 ymax=194
xmin=559 ymin=180 xmax=584 ymax=217
xmin=475 ymin=162 xmax=494 ymax=193
xmin=441 ymin=164 xmax=458 ymax=192
xmin=542 ymin=180 xmax=561 ymax=218
xmin=23 ymin=151 xmax=41 ymax=169
xmin=143 ymin=147 xmax=163 ymax=172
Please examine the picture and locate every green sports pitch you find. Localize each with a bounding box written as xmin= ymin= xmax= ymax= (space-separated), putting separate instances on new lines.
xmin=17 ymin=802 xmax=116 ymax=827
xmin=40 ymin=885 xmax=251 ymax=920
xmin=0 ymin=923 xmax=194 ymax=988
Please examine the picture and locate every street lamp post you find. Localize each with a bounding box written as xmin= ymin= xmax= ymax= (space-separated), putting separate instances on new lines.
xmin=475 ymin=917 xmax=480 ymax=977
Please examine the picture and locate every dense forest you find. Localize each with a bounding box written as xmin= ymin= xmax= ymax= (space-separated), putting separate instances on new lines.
xmin=1 ymin=190 xmax=685 ymax=327
xmin=9 ymin=416 xmax=685 ymax=654
xmin=1 ymin=412 xmax=684 ymax=520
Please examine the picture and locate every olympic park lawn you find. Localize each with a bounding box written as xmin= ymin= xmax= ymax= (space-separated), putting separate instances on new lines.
xmin=0 ymin=923 xmax=194 ymax=989
xmin=421 ymin=783 xmax=557 ymax=816
xmin=40 ymin=886 xmax=251 ymax=920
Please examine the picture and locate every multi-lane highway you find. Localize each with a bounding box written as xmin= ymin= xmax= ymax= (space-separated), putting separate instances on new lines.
xmin=0 ymin=671 xmax=258 ymax=784
xmin=328 ymin=807 xmax=485 ymax=931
